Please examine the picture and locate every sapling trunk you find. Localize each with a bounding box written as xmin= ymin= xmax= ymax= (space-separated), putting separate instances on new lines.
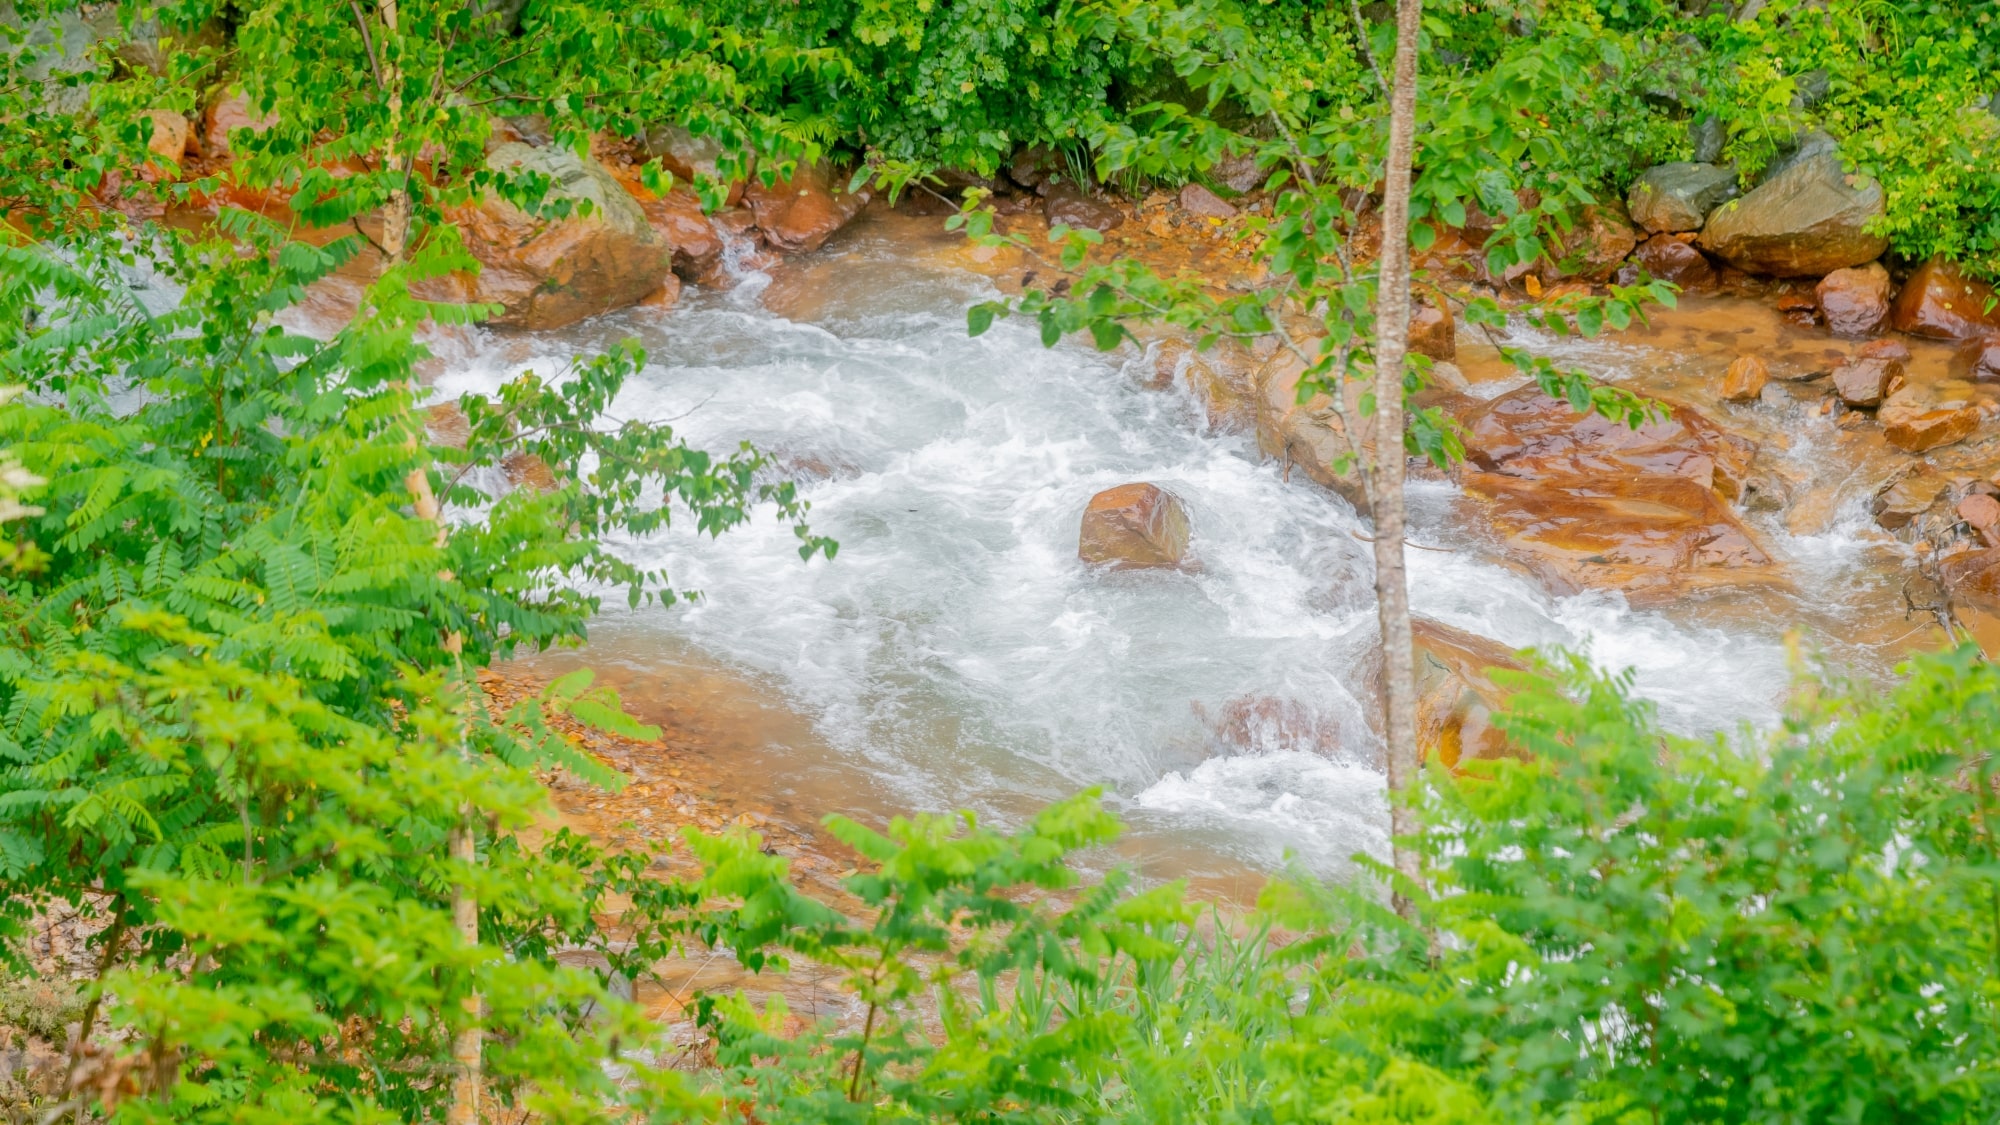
xmin=1371 ymin=0 xmax=1425 ymax=920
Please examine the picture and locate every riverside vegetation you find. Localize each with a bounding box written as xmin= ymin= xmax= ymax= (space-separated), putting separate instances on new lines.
xmin=6 ymin=0 xmax=2000 ymax=1121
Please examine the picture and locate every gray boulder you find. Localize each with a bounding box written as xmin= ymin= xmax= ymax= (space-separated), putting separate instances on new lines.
xmin=1626 ymin=162 xmax=1740 ymax=233
xmin=1697 ymin=148 xmax=1887 ymax=277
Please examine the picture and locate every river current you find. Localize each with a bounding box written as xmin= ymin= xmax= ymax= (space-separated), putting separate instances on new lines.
xmin=434 ymin=219 xmax=1907 ymax=881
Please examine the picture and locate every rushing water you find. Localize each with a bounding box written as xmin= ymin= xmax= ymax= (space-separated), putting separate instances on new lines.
xmin=434 ymin=221 xmax=1910 ymax=879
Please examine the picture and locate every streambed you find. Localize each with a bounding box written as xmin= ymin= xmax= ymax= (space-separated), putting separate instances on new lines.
xmin=442 ymin=212 xmax=1927 ymax=887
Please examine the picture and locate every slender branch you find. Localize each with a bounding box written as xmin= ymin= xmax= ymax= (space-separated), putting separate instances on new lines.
xmin=1348 ymin=0 xmax=1390 ymax=95
xmin=348 ymin=1 xmax=387 ymax=94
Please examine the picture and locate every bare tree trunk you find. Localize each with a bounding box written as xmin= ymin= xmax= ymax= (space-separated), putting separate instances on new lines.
xmin=1371 ymin=0 xmax=1424 ymax=920
xmin=372 ymin=3 xmax=480 ymax=1117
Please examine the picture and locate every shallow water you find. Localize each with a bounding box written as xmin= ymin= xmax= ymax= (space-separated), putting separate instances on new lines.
xmin=440 ymin=217 xmax=1923 ymax=883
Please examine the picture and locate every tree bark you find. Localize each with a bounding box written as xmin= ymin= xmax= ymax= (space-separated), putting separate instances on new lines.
xmin=371 ymin=3 xmax=480 ymax=1117
xmin=1370 ymin=0 xmax=1424 ymax=920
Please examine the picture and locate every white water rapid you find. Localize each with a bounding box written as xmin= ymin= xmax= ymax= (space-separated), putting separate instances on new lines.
xmin=434 ymin=227 xmax=1895 ymax=878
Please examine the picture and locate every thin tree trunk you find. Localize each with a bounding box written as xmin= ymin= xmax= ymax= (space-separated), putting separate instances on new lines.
xmin=1370 ymin=0 xmax=1424 ymax=920
xmin=372 ymin=3 xmax=481 ymax=1117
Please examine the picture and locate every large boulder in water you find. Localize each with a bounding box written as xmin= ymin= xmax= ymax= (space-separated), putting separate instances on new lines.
xmin=1457 ymin=387 xmax=1772 ymax=597
xmin=1461 ymin=386 xmax=1758 ymax=500
xmin=1411 ymin=618 xmax=1528 ymax=771
xmin=1890 ymin=258 xmax=2000 ymax=340
xmin=1879 ymin=386 xmax=1984 ymax=453
xmin=1632 ymin=234 xmax=1717 ymax=291
xmin=447 ymin=142 xmax=672 ymax=330
xmin=1697 ymin=148 xmax=1886 ymax=276
xmin=1078 ymin=483 xmax=1191 ymax=570
xmin=1626 ymin=162 xmax=1739 ymax=234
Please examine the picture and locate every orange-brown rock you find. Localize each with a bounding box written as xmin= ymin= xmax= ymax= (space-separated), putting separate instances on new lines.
xmin=745 ymin=163 xmax=867 ymax=253
xmin=201 ymin=89 xmax=275 ymax=157
xmin=1890 ymin=258 xmax=2000 ymax=340
xmin=1960 ymin=494 xmax=2000 ymax=547
xmin=1408 ymin=302 xmax=1456 ymax=362
xmin=1148 ymin=338 xmax=1192 ymax=390
xmin=1178 ymin=183 xmax=1237 ymax=220
xmin=640 ymin=274 xmax=682 ymax=309
xmin=1460 ymin=387 xmax=1757 ymax=500
xmin=1078 ymin=483 xmax=1191 ymax=570
xmin=1831 ymin=356 xmax=1904 ymax=408
xmin=1861 ymin=337 xmax=1912 ymax=363
xmin=1939 ymin=548 xmax=2000 ymax=615
xmin=1045 ymin=184 xmax=1125 ymax=232
xmin=1717 ymin=355 xmax=1768 ymax=402
xmin=144 ymin=108 xmax=189 ymax=163
xmin=1462 ymin=470 xmax=1773 ymax=596
xmin=503 ymin=451 xmax=558 ymax=491
xmin=620 ymin=183 xmax=724 ymax=279
xmin=1183 ymin=350 xmax=1256 ymax=433
xmin=1951 ymin=333 xmax=2000 ymax=383
xmin=1815 ymin=261 xmax=1892 ymax=336
xmin=446 ymin=142 xmax=673 ymax=331
xmin=1872 ymin=467 xmax=1945 ymax=530
xmin=1253 ymin=348 xmax=1370 ymax=506
xmin=642 ymin=124 xmax=743 ymax=200
xmin=1880 ymin=388 xmax=1983 ymax=452
xmin=1632 ymin=233 xmax=1716 ymax=290
xmin=1542 ymin=204 xmax=1639 ymax=283
xmin=1411 ymin=618 xmax=1529 ymax=771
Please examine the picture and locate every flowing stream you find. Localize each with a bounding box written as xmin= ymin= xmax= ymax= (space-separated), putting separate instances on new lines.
xmin=437 ymin=217 xmax=1912 ymax=883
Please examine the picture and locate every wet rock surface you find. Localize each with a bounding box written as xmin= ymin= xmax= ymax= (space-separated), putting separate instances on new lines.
xmin=1816 ymin=261 xmax=1893 ymax=336
xmin=1078 ymin=483 xmax=1191 ymax=569
xmin=1718 ymin=354 xmax=1769 ymax=402
xmin=746 ymin=163 xmax=868 ymax=253
xmin=1832 ymin=355 xmax=1905 ymax=408
xmin=1890 ymin=258 xmax=2000 ymax=340
xmin=1697 ymin=149 xmax=1887 ymax=276
xmin=1411 ymin=618 xmax=1527 ymax=771
xmin=446 ymin=142 xmax=672 ymax=331
xmin=1633 ymin=233 xmax=1717 ymax=290
xmin=1626 ymin=162 xmax=1739 ymax=234
xmin=1045 ymin=184 xmax=1126 ymax=232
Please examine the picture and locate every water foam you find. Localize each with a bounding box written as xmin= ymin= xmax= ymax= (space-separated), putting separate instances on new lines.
xmin=437 ymin=255 xmax=1863 ymax=873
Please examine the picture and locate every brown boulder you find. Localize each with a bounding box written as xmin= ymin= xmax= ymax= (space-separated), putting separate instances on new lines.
xmin=1543 ymin=204 xmax=1639 ymax=283
xmin=448 ymin=142 xmax=672 ymax=331
xmin=1939 ymin=548 xmax=2000 ymax=615
xmin=746 ymin=163 xmax=867 ymax=253
xmin=1078 ymin=483 xmax=1191 ymax=570
xmin=1961 ymin=494 xmax=2000 ymax=547
xmin=202 ymin=89 xmax=274 ymax=158
xmin=1178 ymin=183 xmax=1237 ymax=219
xmin=1697 ymin=148 xmax=1887 ymax=276
xmin=502 ymin=451 xmax=558 ymax=491
xmin=1872 ymin=467 xmax=1944 ymax=531
xmin=1717 ymin=355 xmax=1768 ymax=402
xmin=1045 ymin=184 xmax=1124 ymax=232
xmin=144 ymin=109 xmax=189 ymax=163
xmin=1880 ymin=388 xmax=1982 ymax=452
xmin=1461 ymin=387 xmax=1757 ymax=500
xmin=1831 ymin=356 xmax=1905 ymax=408
xmin=1890 ymin=258 xmax=2000 ymax=340
xmin=642 ymin=124 xmax=743 ymax=200
xmin=1411 ymin=618 xmax=1528 ymax=770
xmin=1408 ymin=303 xmax=1456 ymax=362
xmin=1184 ymin=351 xmax=1256 ymax=433
xmin=1632 ymin=234 xmax=1716 ymax=290
xmin=1815 ymin=261 xmax=1892 ymax=336
xmin=1951 ymin=334 xmax=2000 ymax=383
xmin=1462 ymin=471 xmax=1773 ymax=595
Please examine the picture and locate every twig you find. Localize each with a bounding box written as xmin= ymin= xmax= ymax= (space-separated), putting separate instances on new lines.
xmin=348 ymin=1 xmax=386 ymax=94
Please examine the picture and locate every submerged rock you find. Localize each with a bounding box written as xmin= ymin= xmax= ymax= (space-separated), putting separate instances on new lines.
xmin=1697 ymin=148 xmax=1887 ymax=276
xmin=1889 ymin=258 xmax=2000 ymax=340
xmin=448 ymin=142 xmax=673 ymax=331
xmin=1717 ymin=354 xmax=1768 ymax=402
xmin=746 ymin=163 xmax=867 ymax=253
xmin=1411 ymin=618 xmax=1528 ymax=771
xmin=1078 ymin=483 xmax=1191 ymax=570
xmin=1626 ymin=162 xmax=1739 ymax=234
xmin=1816 ymin=261 xmax=1892 ymax=336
